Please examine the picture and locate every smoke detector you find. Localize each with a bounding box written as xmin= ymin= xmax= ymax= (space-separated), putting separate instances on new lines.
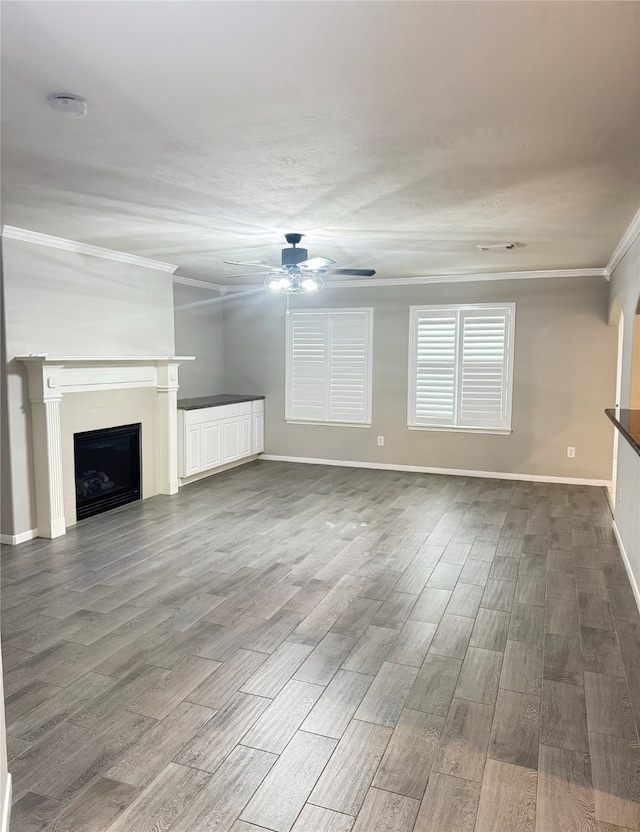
xmin=48 ymin=93 xmax=88 ymax=118
xmin=476 ymin=242 xmax=518 ymax=252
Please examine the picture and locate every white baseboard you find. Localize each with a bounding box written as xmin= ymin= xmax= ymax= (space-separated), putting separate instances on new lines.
xmin=613 ymin=520 xmax=640 ymax=615
xmin=259 ymin=455 xmax=612 ymax=487
xmin=1 ymin=774 xmax=11 ymax=832
xmin=0 ymin=529 xmax=37 ymax=546
xmin=179 ymin=454 xmax=260 ymax=487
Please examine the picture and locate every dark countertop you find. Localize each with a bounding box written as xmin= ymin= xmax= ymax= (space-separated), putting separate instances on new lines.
xmin=177 ymin=394 xmax=265 ymax=411
xmin=605 ymin=408 xmax=640 ymax=457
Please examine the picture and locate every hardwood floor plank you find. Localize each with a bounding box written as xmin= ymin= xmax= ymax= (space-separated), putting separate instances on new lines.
xmin=187 ymin=649 xmax=268 ymax=709
xmin=309 ymin=720 xmax=393 ymax=816
xmin=240 ymin=731 xmax=337 ymax=832
xmin=293 ymin=633 xmax=355 ymax=686
xmin=584 ymin=672 xmax=637 ymax=739
xmin=540 ymin=679 xmax=589 ymax=751
xmin=489 ymin=688 xmax=540 ymax=770
xmin=300 ymin=670 xmax=371 ymax=740
xmin=27 ymin=710 xmax=156 ymax=803
xmin=500 ymin=640 xmax=543 ymax=695
xmin=241 ymin=679 xmax=324 ymax=754
xmin=475 ymin=758 xmax=537 ymax=832
xmin=589 ymin=732 xmax=640 ymax=830
xmin=470 ymin=608 xmax=511 ymax=652
xmin=386 ymin=620 xmax=437 ymax=667
xmin=43 ymin=776 xmax=141 ymax=832
xmin=413 ymin=772 xmax=481 ymax=832
xmin=446 ymin=583 xmax=484 ymax=617
xmin=454 ymin=646 xmax=503 ymax=705
xmin=290 ymin=805 xmax=355 ymax=832
xmin=581 ymin=627 xmax=626 ymax=676
xmin=372 ymin=708 xmax=444 ymax=799
xmin=9 ymin=791 xmax=65 ymax=832
xmin=240 ymin=641 xmax=313 ymax=696
xmin=350 ymin=787 xmax=419 ymax=832
xmin=409 ymin=587 xmax=451 ymax=624
xmin=432 ymin=697 xmax=494 ymax=782
xmin=104 ymin=762 xmax=211 ymax=832
xmin=371 ymin=592 xmax=416 ymax=630
xmin=171 ymin=745 xmax=278 ymax=832
xmin=544 ymin=633 xmax=584 ymax=686
xmin=429 ymin=613 xmax=474 ymax=660
xmin=341 ymin=626 xmax=398 ymax=675
xmin=175 ymin=692 xmax=271 ymax=773
xmin=353 ymin=661 xmax=418 ymax=727
xmin=69 ymin=664 xmax=169 ymax=730
xmin=406 ymin=653 xmax=462 ymax=716
xmin=536 ymin=744 xmax=595 ymax=832
xmin=127 ymin=655 xmax=221 ymax=719
xmin=7 ymin=672 xmax=113 ymax=743
xmin=106 ymin=700 xmax=215 ymax=787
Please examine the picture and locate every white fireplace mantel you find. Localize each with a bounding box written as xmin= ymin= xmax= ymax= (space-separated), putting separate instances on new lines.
xmin=17 ymin=354 xmax=194 ymax=539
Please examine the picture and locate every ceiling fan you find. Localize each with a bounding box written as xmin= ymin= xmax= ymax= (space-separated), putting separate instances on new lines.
xmin=224 ymin=233 xmax=376 ymax=293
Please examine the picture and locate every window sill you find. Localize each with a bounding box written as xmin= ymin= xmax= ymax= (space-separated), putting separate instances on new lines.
xmin=285 ymin=420 xmax=371 ymax=429
xmin=408 ymin=425 xmax=512 ymax=436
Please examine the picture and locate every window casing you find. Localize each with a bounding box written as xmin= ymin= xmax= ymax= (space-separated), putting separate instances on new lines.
xmin=286 ymin=308 xmax=373 ymax=426
xmin=408 ymin=303 xmax=515 ymax=433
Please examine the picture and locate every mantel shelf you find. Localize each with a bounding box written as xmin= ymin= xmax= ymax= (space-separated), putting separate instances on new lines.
xmin=16 ymin=355 xmax=195 ymax=363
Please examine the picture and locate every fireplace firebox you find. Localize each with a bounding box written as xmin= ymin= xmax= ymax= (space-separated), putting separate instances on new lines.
xmin=74 ymin=423 xmax=141 ymax=521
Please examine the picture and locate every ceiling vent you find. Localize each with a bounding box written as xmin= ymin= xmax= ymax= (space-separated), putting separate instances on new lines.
xmin=476 ymin=242 xmax=518 ymax=252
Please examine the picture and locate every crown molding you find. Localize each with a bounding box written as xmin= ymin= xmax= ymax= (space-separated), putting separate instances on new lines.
xmin=605 ymin=207 xmax=640 ymax=279
xmin=225 ymin=267 xmax=606 ymax=293
xmin=172 ymin=274 xmax=227 ymax=294
xmin=1 ymin=226 xmax=178 ymax=273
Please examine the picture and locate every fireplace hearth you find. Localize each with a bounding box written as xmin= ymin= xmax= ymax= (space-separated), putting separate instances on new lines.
xmin=74 ymin=423 xmax=141 ymax=521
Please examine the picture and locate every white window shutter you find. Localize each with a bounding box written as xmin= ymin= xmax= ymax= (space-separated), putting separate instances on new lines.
xmin=287 ymin=312 xmax=328 ymax=421
xmin=459 ymin=308 xmax=511 ymax=428
xmin=413 ymin=310 xmax=457 ymax=425
xmin=409 ymin=303 xmax=514 ymax=431
xmin=328 ymin=311 xmax=371 ymax=423
xmin=286 ymin=309 xmax=373 ymax=425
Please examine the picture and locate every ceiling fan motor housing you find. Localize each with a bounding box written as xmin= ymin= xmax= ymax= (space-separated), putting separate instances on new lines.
xmin=281 ymin=245 xmax=308 ymax=267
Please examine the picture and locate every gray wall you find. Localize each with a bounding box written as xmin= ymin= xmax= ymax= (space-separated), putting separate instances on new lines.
xmin=2 ymin=237 xmax=176 ymax=537
xmin=173 ymin=282 xmax=225 ymax=398
xmin=224 ymin=276 xmax=617 ymax=481
xmin=609 ymin=235 xmax=640 ymax=592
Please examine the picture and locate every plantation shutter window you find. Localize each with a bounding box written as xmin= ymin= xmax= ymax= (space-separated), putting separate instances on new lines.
xmin=286 ymin=308 xmax=373 ymax=425
xmin=409 ymin=304 xmax=515 ymax=433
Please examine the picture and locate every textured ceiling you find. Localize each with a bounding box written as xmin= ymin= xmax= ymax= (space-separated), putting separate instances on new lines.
xmin=2 ymin=1 xmax=639 ymax=284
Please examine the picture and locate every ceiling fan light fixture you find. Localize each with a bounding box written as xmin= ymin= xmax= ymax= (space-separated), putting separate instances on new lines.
xmin=300 ymin=277 xmax=321 ymax=292
xmin=266 ymin=275 xmax=292 ymax=292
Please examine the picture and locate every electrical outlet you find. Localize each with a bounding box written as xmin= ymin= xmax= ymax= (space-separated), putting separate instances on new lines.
xmin=377 ymin=436 xmax=384 ymax=446
xmin=567 ymin=446 xmax=576 ymax=458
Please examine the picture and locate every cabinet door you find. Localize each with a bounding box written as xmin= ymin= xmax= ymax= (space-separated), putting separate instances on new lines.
xmin=240 ymin=414 xmax=252 ymax=457
xmin=253 ymin=411 xmax=265 ymax=454
xmin=184 ymin=424 xmax=202 ymax=477
xmin=222 ymin=418 xmax=240 ymax=463
xmin=202 ymin=421 xmax=222 ymax=470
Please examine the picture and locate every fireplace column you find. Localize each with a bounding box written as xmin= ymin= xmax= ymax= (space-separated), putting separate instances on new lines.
xmin=24 ymin=361 xmax=66 ymax=538
xmin=157 ymin=361 xmax=181 ymax=495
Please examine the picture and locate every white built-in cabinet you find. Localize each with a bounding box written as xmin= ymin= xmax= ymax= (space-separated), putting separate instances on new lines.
xmin=178 ymin=399 xmax=264 ymax=479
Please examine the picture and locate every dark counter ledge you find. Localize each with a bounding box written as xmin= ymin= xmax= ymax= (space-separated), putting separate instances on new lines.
xmin=605 ymin=408 xmax=640 ymax=457
xmin=178 ymin=394 xmax=265 ymax=411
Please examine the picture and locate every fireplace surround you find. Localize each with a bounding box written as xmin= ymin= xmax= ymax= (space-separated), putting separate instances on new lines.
xmin=18 ymin=355 xmax=193 ymax=538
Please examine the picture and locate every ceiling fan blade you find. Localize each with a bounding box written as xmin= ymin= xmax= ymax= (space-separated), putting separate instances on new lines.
xmin=298 ymin=256 xmax=336 ymax=269
xmin=319 ymin=268 xmax=376 ymax=277
xmin=223 ymin=260 xmax=272 ymax=270
xmin=226 ymin=270 xmax=281 ymax=279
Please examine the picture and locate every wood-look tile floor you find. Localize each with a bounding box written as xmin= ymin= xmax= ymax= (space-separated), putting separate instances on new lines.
xmin=3 ymin=460 xmax=640 ymax=832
